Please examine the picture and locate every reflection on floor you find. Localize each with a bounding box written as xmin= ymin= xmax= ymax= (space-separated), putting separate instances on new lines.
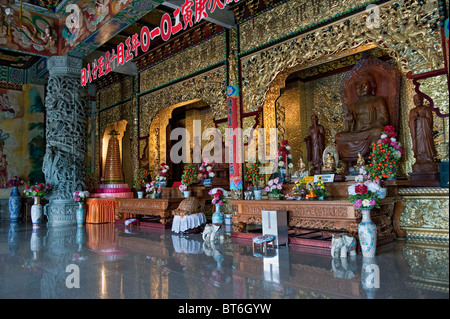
xmin=0 ymin=222 xmax=448 ymax=299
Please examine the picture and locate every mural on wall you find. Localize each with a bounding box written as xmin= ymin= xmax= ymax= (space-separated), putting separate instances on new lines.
xmin=0 ymin=85 xmax=45 ymax=199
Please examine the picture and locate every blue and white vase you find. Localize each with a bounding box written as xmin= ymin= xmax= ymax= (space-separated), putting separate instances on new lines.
xmin=212 ymin=204 xmax=223 ymax=225
xmin=31 ymin=197 xmax=43 ymax=229
xmin=253 ymin=189 xmax=262 ymax=200
xmin=9 ymin=186 xmax=21 ymax=222
xmin=203 ymin=178 xmax=212 ymax=187
xmin=358 ymin=209 xmax=377 ymax=257
xmin=76 ymin=202 xmax=85 ymax=227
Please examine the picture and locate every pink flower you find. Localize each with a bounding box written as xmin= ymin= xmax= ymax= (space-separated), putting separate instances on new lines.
xmin=353 ymin=199 xmax=363 ymax=208
xmin=369 ymin=199 xmax=377 ymax=206
xmin=218 ymin=200 xmax=223 ymax=205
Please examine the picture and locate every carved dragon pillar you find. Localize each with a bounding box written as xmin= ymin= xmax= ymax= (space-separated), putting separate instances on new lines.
xmin=42 ymin=55 xmax=89 ymax=227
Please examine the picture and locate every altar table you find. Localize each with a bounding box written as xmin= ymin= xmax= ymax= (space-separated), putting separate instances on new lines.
xmin=231 ymin=196 xmax=402 ymax=244
xmin=115 ymin=198 xmax=184 ymax=224
xmin=86 ymin=198 xmax=117 ymax=224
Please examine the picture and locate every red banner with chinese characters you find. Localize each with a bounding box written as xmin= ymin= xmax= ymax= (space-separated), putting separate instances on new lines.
xmin=227 ymin=85 xmax=243 ymax=191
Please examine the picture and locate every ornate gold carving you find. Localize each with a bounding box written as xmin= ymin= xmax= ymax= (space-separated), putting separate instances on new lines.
xmin=140 ymin=34 xmax=226 ymax=93
xmin=139 ymin=66 xmax=227 ymax=138
xmin=239 ymin=0 xmax=368 ymax=53
xmin=400 ymin=196 xmax=449 ymax=230
xmin=98 ymin=77 xmax=133 ymax=110
xmin=240 ymin=0 xmax=443 ymax=114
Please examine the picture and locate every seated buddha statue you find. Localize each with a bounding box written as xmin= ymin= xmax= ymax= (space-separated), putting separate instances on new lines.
xmin=335 ymin=73 xmax=390 ymax=163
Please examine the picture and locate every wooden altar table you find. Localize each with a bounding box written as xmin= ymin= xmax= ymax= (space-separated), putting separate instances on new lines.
xmin=231 ymin=196 xmax=401 ymax=248
xmin=115 ymin=198 xmax=184 ymax=224
xmin=86 ymin=198 xmax=118 ymax=224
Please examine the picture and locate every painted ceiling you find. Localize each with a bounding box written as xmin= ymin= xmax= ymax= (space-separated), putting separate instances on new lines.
xmin=0 ymin=0 xmax=241 ymax=82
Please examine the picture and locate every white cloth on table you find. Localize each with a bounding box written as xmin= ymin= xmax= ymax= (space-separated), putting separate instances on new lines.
xmin=171 ymin=212 xmax=206 ymax=233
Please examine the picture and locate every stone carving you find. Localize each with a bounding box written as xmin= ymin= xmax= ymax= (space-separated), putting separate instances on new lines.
xmin=43 ymin=75 xmax=88 ymax=201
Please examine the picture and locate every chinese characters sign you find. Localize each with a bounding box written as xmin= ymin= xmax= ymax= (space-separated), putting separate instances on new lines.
xmin=80 ymin=0 xmax=239 ymax=85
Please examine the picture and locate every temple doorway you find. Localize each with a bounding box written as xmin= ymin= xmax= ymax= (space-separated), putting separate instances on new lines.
xmin=149 ymin=100 xmax=229 ymax=187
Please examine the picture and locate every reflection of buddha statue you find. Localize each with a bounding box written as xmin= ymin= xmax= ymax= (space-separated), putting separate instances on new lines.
xmin=335 ymin=73 xmax=390 ymax=161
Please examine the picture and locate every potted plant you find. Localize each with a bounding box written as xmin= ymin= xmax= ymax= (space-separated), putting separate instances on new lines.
xmin=134 ymin=168 xmax=149 ymax=198
xmin=180 ymin=163 xmax=197 ymax=197
xmin=366 ymin=125 xmax=404 ymax=181
xmin=245 ymin=160 xmax=264 ymax=200
xmin=312 ymin=176 xmax=329 ymax=200
xmin=23 ymin=183 xmax=52 ymax=228
xmin=73 ymin=190 xmax=89 ymax=227
xmin=348 ymin=168 xmax=381 ymax=257
xmin=264 ymin=177 xmax=284 ymax=200
xmin=277 ymin=140 xmax=294 ymax=181
xmin=292 ymin=177 xmax=308 ymax=200
xmin=198 ymin=158 xmax=215 ymax=186
xmin=146 ymin=181 xmax=156 ymax=198
xmin=7 ymin=176 xmax=25 ymax=222
xmin=155 ymin=163 xmax=170 ymax=187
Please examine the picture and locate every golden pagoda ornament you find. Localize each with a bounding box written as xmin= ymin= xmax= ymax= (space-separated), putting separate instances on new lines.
xmin=103 ymin=129 xmax=124 ymax=184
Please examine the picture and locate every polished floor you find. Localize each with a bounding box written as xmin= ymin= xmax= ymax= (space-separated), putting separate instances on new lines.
xmin=0 ymin=221 xmax=448 ymax=300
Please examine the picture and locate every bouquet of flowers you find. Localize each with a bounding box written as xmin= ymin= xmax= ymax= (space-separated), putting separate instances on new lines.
xmin=23 ymin=183 xmax=52 ymax=198
xmin=209 ymin=187 xmax=228 ymax=205
xmin=312 ymin=176 xmax=329 ymax=198
xmin=7 ymin=176 xmax=25 ymax=187
xmin=133 ymin=168 xmax=149 ymax=190
xmin=264 ymin=177 xmax=283 ymax=197
xmin=146 ymin=181 xmax=156 ymax=195
xmin=348 ymin=166 xmax=381 ymax=210
xmin=245 ymin=160 xmax=264 ymax=188
xmin=198 ymin=158 xmax=215 ymax=181
xmin=73 ymin=191 xmax=89 ymax=203
xmin=366 ymin=125 xmax=404 ymax=181
xmin=292 ymin=177 xmax=307 ymax=194
xmin=277 ymin=140 xmax=293 ymax=171
xmin=155 ymin=163 xmax=170 ymax=183
xmin=181 ymin=163 xmax=197 ymax=188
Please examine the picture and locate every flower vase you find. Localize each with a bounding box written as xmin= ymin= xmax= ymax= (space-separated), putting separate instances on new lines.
xmin=150 ymin=193 xmax=156 ymax=199
xmin=376 ymin=187 xmax=387 ymax=199
xmin=318 ymin=196 xmax=325 ymax=200
xmin=9 ymin=186 xmax=21 ymax=222
xmin=358 ymin=209 xmax=377 ymax=257
xmin=203 ymin=178 xmax=212 ymax=187
xmin=137 ymin=191 xmax=144 ymax=199
xmin=253 ymin=189 xmax=262 ymax=200
xmin=31 ymin=197 xmax=43 ymax=228
xmin=183 ymin=191 xmax=190 ymax=198
xmin=212 ymin=204 xmax=224 ymax=225
xmin=76 ymin=202 xmax=85 ymax=227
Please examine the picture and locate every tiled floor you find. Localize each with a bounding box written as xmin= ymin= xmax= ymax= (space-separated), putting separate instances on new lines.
xmin=0 ymin=221 xmax=448 ymax=300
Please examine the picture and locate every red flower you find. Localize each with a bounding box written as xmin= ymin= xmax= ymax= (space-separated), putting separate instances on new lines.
xmin=282 ymin=140 xmax=288 ymax=146
xmin=384 ymin=125 xmax=395 ymax=134
xmin=355 ymin=184 xmax=368 ymax=195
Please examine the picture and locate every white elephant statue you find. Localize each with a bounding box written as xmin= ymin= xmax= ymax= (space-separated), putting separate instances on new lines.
xmin=331 ymin=233 xmax=357 ymax=258
xmin=202 ymin=224 xmax=221 ymax=242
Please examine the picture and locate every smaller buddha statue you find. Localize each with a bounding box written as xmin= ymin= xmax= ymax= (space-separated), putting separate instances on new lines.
xmin=322 ymin=152 xmax=336 ymax=173
xmin=355 ymin=152 xmax=365 ymax=172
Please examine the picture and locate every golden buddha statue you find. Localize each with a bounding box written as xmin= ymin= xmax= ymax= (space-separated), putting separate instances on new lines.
xmin=322 ymin=152 xmax=336 ymax=173
xmin=335 ymin=73 xmax=390 ymax=161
